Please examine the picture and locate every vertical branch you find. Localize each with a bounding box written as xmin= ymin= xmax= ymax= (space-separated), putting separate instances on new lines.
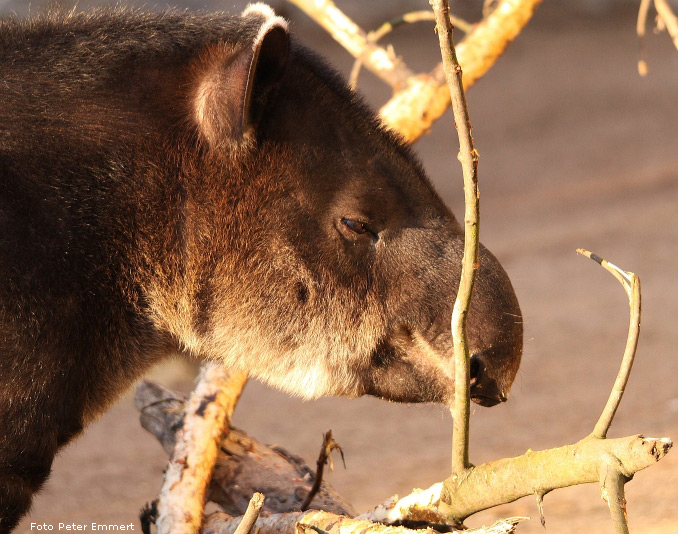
xmin=594 ymin=275 xmax=640 ymax=439
xmin=430 ymin=0 xmax=480 ymax=476
xmin=576 ymin=250 xmax=641 ymax=439
xmin=637 ymin=0 xmax=652 ymax=75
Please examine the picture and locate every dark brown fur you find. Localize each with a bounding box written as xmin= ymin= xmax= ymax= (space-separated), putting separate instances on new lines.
xmin=0 ymin=6 xmax=522 ymax=530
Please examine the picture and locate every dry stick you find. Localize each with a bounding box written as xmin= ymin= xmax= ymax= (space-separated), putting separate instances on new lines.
xmin=575 ymin=250 xmax=640 ymax=534
xmin=430 ymin=0 xmax=478 ymax=477
xmin=655 ymin=0 xmax=678 ymax=50
xmin=576 ymin=249 xmax=641 ymax=440
xmin=156 ymin=364 xmax=248 ymax=534
xmin=233 ymin=493 xmax=265 ymax=534
xmin=301 ymin=431 xmax=345 ymax=511
xmin=348 ymin=11 xmax=472 ymax=90
xmin=637 ymin=0 xmax=678 ymax=75
xmin=381 ymin=0 xmax=542 ymax=142
xmin=287 ymin=0 xmax=414 ymax=89
xmin=435 ymin=252 xmax=666 ymax=529
xmin=637 ymin=0 xmax=652 ymax=75
xmin=136 ymin=380 xmax=355 ymax=517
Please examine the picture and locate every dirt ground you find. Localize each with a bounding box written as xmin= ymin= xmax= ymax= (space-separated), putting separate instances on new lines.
xmin=10 ymin=2 xmax=678 ymax=533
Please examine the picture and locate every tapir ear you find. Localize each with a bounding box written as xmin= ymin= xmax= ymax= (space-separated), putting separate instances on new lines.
xmin=193 ymin=7 xmax=289 ymax=149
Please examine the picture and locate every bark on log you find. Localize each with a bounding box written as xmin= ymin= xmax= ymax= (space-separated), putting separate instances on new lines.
xmin=134 ymin=380 xmax=355 ymax=518
xmin=202 ymin=510 xmax=526 ymax=534
xmin=135 ymin=381 xmax=525 ymax=533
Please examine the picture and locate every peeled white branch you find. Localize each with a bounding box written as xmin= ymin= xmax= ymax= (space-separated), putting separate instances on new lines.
xmin=153 ymin=363 xmax=248 ymax=534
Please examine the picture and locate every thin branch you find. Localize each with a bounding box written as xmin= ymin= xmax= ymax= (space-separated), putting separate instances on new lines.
xmin=576 ymin=249 xmax=641 ymax=439
xmin=233 ymin=493 xmax=265 ymax=534
xmin=637 ymin=0 xmax=652 ymax=75
xmin=430 ymin=0 xmax=479 ymax=477
xmin=637 ymin=0 xmax=678 ymax=75
xmin=301 ymin=431 xmax=345 ymax=511
xmin=349 ymin=11 xmax=472 ymax=90
xmin=155 ymin=364 xmax=248 ymax=534
xmin=380 ymin=0 xmax=543 ymax=143
xmin=655 ymin=0 xmax=678 ymax=51
xmin=287 ymin=0 xmax=414 ymax=89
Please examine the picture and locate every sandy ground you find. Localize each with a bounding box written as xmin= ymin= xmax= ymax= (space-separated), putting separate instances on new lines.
xmin=9 ymin=2 xmax=678 ymax=533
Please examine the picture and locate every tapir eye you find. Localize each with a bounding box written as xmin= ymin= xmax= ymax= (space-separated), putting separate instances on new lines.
xmin=341 ymin=218 xmax=369 ymax=235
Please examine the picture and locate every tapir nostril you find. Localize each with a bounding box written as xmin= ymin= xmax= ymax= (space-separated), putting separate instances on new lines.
xmin=469 ymin=355 xmax=482 ymax=386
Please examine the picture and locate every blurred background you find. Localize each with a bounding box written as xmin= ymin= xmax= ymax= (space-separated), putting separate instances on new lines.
xmin=3 ymin=1 xmax=677 ymax=532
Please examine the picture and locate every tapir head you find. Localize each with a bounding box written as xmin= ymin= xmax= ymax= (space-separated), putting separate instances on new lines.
xmin=180 ymin=5 xmax=522 ymax=407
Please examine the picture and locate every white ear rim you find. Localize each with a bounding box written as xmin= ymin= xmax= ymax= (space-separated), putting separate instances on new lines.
xmin=242 ymin=3 xmax=276 ymax=19
xmin=252 ymin=15 xmax=289 ymax=52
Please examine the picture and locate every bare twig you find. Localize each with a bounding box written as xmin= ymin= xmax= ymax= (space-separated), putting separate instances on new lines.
xmin=576 ymin=249 xmax=641 ymax=439
xmin=655 ymin=0 xmax=678 ymax=50
xmin=233 ymin=493 xmax=265 ymax=534
xmin=137 ymin=379 xmax=672 ymax=530
xmin=349 ymin=11 xmax=472 ymax=90
xmin=430 ymin=0 xmax=479 ymax=476
xmin=287 ymin=0 xmax=414 ymax=89
xmin=155 ymin=364 xmax=248 ymax=534
xmin=637 ymin=0 xmax=678 ymax=75
xmin=637 ymin=0 xmax=652 ymax=75
xmin=301 ymin=431 xmax=345 ymax=511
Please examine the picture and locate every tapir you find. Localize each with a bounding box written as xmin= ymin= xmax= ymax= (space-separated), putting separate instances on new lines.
xmin=0 ymin=4 xmax=522 ymax=530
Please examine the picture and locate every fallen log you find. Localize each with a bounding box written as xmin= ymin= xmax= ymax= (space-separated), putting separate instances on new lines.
xmin=134 ymin=380 xmax=355 ymax=518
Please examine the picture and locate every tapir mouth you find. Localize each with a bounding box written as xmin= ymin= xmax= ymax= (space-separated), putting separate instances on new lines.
xmin=470 ymin=393 xmax=506 ymax=407
xmin=469 ymin=353 xmax=510 ymax=407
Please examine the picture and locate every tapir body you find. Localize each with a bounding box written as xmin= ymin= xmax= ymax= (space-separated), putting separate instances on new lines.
xmin=0 ymin=5 xmax=522 ymax=530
